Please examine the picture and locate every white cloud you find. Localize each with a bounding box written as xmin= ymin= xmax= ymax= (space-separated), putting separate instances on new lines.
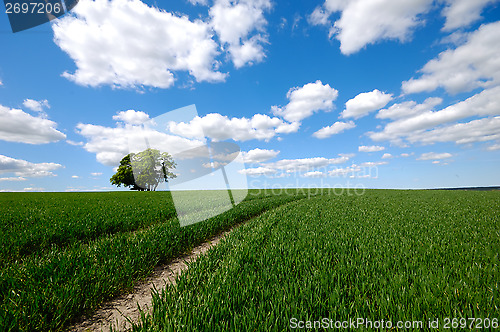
xmin=312 ymin=0 xmax=433 ymax=55
xmin=381 ymin=153 xmax=393 ymax=159
xmin=341 ymin=89 xmax=393 ymax=119
xmin=402 ymin=21 xmax=500 ymax=94
xmin=238 ymin=166 xmax=276 ymax=176
xmin=22 ymin=187 xmax=45 ymax=192
xmin=417 ymin=152 xmax=453 ymax=160
xmin=72 ymin=175 xmax=79 ymax=179
xmin=487 ymin=143 xmax=500 ymax=151
xmin=227 ymin=37 xmax=267 ymax=68
xmin=168 ymin=113 xmax=299 ymax=142
xmin=0 ymin=188 xmax=46 ymax=192
xmin=202 ymin=160 xmax=229 ymax=169
xmin=377 ymin=97 xmax=442 ymax=120
xmin=66 ymin=140 xmax=84 ymax=146
xmin=401 ymin=152 xmax=414 ymax=157
xmin=91 ymin=172 xmax=103 ymax=176
xmin=0 ymin=154 xmax=63 ymax=177
xmin=113 ymin=110 xmax=150 ymax=125
xmin=23 ymin=99 xmax=50 ymax=113
xmin=264 ymin=155 xmax=351 ymax=172
xmin=241 ymin=148 xmax=279 ymax=164
xmin=272 ymin=80 xmax=338 ymax=122
xmin=359 ymin=145 xmax=385 ymax=152
xmin=0 ymin=177 xmax=27 ymax=182
xmin=77 ymin=114 xmax=204 ymax=166
xmin=441 ymin=0 xmax=499 ymax=31
xmin=53 ymin=0 xmax=226 ymax=89
xmin=313 ymin=121 xmax=355 ymax=139
xmin=370 ymin=86 xmax=500 ymax=145
xmin=409 ymin=116 xmax=500 ymax=145
xmin=302 ymin=171 xmax=326 ymax=178
xmin=308 ymin=7 xmax=330 ymax=26
xmin=360 ymin=161 xmax=388 ymax=167
xmin=210 ymin=0 xmax=271 ymax=68
xmin=440 ymin=30 xmax=469 ymax=46
xmin=328 ymin=164 xmax=363 ymax=177
xmin=0 ymin=105 xmax=66 ymax=144
xmin=187 ymin=0 xmax=208 ymax=5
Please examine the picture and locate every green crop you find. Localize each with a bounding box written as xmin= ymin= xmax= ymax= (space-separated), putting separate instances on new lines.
xmin=0 ymin=189 xmax=308 ymax=331
xmin=0 ymin=192 xmax=177 ymax=263
xmin=132 ymin=190 xmax=500 ymax=331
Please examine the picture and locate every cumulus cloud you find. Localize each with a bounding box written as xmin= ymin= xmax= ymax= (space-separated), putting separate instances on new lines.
xmin=241 ymin=148 xmax=279 ymax=164
xmin=402 ymin=21 xmax=500 ymax=94
xmin=359 ymin=145 xmax=385 ymax=152
xmin=272 ymin=80 xmax=338 ymax=122
xmin=381 ymin=153 xmax=393 ymax=159
xmin=113 ymin=110 xmax=150 ymax=125
xmin=360 ymin=161 xmax=388 ymax=167
xmin=377 ymin=97 xmax=443 ymax=120
xmin=238 ymin=166 xmax=276 ymax=176
xmin=417 ymin=152 xmax=453 ymax=160
xmin=302 ymin=171 xmax=326 ymax=178
xmin=71 ymin=175 xmax=79 ymax=179
xmin=310 ymin=0 xmax=433 ymax=55
xmin=341 ymin=89 xmax=392 ymax=119
xmin=23 ymin=99 xmax=50 ymax=114
xmin=168 ymin=113 xmax=299 ymax=142
xmin=53 ymin=0 xmax=226 ymax=89
xmin=370 ymin=86 xmax=500 ymax=145
xmin=312 ymin=121 xmax=355 ymax=139
xmin=210 ymin=0 xmax=271 ymax=68
xmin=264 ymin=155 xmax=352 ymax=172
xmin=328 ymin=164 xmax=364 ymax=177
xmin=77 ymin=114 xmax=204 ymax=166
xmin=441 ymin=0 xmax=499 ymax=31
xmin=409 ymin=116 xmax=500 ymax=145
xmin=0 ymin=177 xmax=27 ymax=182
xmin=0 ymin=154 xmax=63 ymax=177
xmin=0 ymin=104 xmax=66 ymax=144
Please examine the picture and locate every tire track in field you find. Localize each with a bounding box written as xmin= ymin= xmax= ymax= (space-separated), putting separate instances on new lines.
xmin=69 ymin=230 xmax=229 ymax=332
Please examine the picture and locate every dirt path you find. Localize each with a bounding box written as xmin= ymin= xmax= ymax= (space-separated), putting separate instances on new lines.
xmin=69 ymin=231 xmax=229 ymax=332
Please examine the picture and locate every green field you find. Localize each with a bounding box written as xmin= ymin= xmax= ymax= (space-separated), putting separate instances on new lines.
xmin=0 ymin=189 xmax=499 ymax=331
xmin=0 ymin=190 xmax=306 ymax=331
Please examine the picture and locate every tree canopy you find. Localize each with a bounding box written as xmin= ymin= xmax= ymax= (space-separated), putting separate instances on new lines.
xmin=110 ymin=148 xmax=176 ymax=191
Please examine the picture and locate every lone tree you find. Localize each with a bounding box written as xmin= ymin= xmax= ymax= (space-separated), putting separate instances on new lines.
xmin=110 ymin=148 xmax=176 ymax=191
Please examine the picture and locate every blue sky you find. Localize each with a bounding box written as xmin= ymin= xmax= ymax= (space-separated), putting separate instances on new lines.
xmin=0 ymin=0 xmax=499 ymax=192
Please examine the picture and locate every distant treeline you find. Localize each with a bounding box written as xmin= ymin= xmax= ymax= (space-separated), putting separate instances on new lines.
xmin=432 ymin=186 xmax=500 ymax=191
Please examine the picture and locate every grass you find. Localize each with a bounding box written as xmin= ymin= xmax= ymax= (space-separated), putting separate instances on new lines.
xmin=0 ymin=192 xmax=177 ymax=263
xmin=131 ymin=190 xmax=500 ymax=331
xmin=0 ymin=189 xmax=308 ymax=331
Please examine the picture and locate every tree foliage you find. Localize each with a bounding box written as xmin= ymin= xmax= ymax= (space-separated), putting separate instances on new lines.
xmin=110 ymin=149 xmax=176 ymax=191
